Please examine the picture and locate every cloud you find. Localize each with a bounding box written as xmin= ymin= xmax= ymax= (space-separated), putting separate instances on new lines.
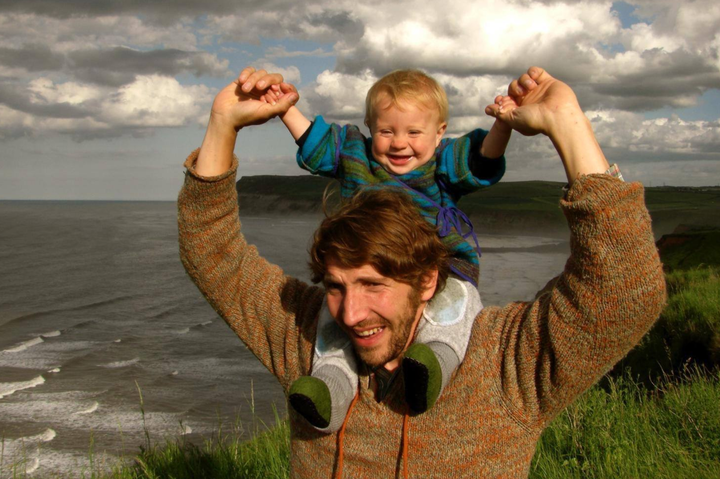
xmin=0 ymin=0 xmax=240 ymax=23
xmin=67 ymin=47 xmax=231 ymax=86
xmin=299 ymin=69 xmax=376 ymax=122
xmin=252 ymin=62 xmax=302 ymax=84
xmin=0 ymin=75 xmax=212 ymax=140
xmin=588 ymin=110 xmax=720 ymax=157
xmin=100 ymin=75 xmax=211 ymax=127
xmin=205 ymin=4 xmax=364 ymax=44
xmin=264 ymin=45 xmax=334 ymax=59
xmin=0 ymin=44 xmax=63 ymax=72
xmin=282 ymin=0 xmax=720 ymax=113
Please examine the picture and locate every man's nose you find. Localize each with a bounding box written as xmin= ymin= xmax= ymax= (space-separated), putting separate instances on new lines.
xmin=340 ymin=289 xmax=368 ymax=327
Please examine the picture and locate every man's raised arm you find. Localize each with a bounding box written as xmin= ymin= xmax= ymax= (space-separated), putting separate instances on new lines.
xmin=178 ymin=67 xmax=321 ymax=390
xmin=480 ymin=67 xmax=666 ymax=426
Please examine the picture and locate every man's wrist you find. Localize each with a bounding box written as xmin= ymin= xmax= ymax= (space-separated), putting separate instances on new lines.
xmin=546 ymin=107 xmax=609 ymax=183
xmin=197 ymin=114 xmax=239 ymax=177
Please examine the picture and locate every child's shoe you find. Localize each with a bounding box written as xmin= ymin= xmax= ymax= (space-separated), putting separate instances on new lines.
xmin=289 ymin=376 xmax=331 ymax=429
xmin=402 ymin=343 xmax=443 ymax=414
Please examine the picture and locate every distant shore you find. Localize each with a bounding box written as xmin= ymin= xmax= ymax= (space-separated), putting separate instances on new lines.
xmin=237 ymin=176 xmax=720 ymax=238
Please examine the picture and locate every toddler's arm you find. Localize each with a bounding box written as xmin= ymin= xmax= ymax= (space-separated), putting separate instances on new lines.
xmin=479 ymin=115 xmax=512 ymax=159
xmin=281 ymin=104 xmax=312 ymax=141
xmin=263 ymin=82 xmax=312 ymax=141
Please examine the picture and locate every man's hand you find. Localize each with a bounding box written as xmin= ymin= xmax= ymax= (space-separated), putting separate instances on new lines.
xmin=196 ymin=67 xmax=298 ymax=177
xmin=485 ymin=67 xmax=609 ymax=183
xmin=210 ymin=67 xmax=299 ymax=133
xmin=485 ymin=67 xmax=581 ymax=138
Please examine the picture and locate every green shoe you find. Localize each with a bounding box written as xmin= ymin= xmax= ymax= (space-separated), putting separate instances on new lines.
xmin=403 ymin=343 xmax=442 ymax=414
xmin=289 ymin=376 xmax=331 ymax=429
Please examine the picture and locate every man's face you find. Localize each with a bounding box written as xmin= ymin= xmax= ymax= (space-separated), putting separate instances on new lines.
xmin=323 ymin=261 xmax=436 ymax=370
xmin=369 ymin=98 xmax=447 ymax=176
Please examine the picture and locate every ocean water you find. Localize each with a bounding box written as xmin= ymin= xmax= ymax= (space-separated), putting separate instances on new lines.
xmin=0 ymin=200 xmax=568 ymax=477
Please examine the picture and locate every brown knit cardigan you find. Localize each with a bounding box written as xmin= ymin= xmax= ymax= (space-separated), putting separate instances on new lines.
xmin=178 ymin=150 xmax=666 ymax=479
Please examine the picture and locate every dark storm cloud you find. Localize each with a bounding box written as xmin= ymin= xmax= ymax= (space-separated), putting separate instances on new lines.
xmin=67 ymin=47 xmax=228 ymax=86
xmin=0 ymin=0 xmax=240 ymax=21
xmin=0 ymin=45 xmax=228 ymax=87
xmin=0 ymin=44 xmax=64 ymax=72
xmin=307 ymin=10 xmax=364 ymax=40
xmin=0 ymin=83 xmax=91 ymax=118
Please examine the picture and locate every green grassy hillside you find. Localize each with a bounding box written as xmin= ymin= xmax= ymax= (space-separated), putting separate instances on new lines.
xmin=237 ymin=176 xmax=720 ymax=235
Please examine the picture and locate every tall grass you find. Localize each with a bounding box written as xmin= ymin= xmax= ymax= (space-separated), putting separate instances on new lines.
xmin=100 ymin=417 xmax=290 ymax=479
xmin=611 ymin=266 xmax=720 ymax=382
xmin=531 ymin=369 xmax=720 ymax=478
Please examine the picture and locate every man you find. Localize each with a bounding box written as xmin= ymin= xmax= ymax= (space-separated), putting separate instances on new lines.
xmin=178 ymin=66 xmax=666 ymax=478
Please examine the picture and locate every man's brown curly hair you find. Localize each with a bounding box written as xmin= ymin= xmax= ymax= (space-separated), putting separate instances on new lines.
xmin=309 ymin=187 xmax=450 ymax=295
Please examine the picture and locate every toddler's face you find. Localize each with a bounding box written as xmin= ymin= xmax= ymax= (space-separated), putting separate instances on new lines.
xmin=370 ymin=99 xmax=446 ymax=176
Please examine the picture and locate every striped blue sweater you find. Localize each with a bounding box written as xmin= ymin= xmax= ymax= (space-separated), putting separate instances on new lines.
xmin=297 ymin=116 xmax=505 ymax=284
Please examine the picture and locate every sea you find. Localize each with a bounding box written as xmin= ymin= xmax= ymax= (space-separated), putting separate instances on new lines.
xmin=0 ymin=200 xmax=569 ymax=477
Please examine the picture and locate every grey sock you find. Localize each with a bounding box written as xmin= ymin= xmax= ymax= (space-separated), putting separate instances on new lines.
xmin=426 ymin=341 xmax=460 ymax=391
xmin=314 ymin=364 xmax=355 ymax=433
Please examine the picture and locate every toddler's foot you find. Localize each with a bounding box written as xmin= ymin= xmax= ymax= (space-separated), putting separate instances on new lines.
xmin=402 ymin=343 xmax=442 ymax=414
xmin=289 ymin=376 xmax=331 ymax=429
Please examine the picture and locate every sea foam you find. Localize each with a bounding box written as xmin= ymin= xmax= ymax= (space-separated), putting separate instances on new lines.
xmin=3 ymin=337 xmax=44 ymax=353
xmin=75 ymin=401 xmax=99 ymax=415
xmin=0 ymin=375 xmax=45 ymax=399
xmin=100 ymin=357 xmax=140 ymax=368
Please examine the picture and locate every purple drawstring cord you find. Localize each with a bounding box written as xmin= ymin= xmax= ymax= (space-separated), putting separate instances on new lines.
xmin=391 ymin=176 xmax=482 ymax=258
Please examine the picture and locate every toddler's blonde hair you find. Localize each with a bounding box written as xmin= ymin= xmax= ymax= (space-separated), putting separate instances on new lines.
xmin=364 ymin=70 xmax=448 ymax=127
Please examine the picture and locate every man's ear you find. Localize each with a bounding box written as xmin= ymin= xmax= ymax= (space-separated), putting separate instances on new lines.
xmin=420 ymin=269 xmax=439 ymax=302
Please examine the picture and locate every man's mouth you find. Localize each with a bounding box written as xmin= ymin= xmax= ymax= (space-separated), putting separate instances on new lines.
xmin=355 ymin=326 xmax=384 ymax=338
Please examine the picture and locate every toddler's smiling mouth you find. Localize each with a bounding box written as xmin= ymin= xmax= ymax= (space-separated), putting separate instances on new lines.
xmin=387 ymin=154 xmax=414 ymax=164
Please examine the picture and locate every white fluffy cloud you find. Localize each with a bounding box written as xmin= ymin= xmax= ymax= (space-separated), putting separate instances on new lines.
xmin=220 ymin=0 xmax=718 ymax=113
xmin=101 ymin=76 xmax=211 ymax=128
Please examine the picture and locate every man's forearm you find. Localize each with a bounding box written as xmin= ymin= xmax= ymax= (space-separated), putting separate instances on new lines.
xmin=196 ymin=115 xmax=238 ymax=177
xmin=546 ymin=105 xmax=609 ymax=184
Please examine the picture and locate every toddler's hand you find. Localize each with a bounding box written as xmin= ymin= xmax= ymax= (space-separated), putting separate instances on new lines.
xmin=260 ymin=82 xmax=299 ymax=105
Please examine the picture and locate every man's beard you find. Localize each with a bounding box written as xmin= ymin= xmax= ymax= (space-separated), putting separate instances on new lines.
xmin=355 ymin=288 xmax=422 ymax=368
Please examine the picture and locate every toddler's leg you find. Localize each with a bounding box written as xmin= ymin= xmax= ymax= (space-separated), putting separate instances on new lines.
xmin=289 ymin=301 xmax=358 ymax=433
xmin=403 ymin=277 xmax=483 ymax=413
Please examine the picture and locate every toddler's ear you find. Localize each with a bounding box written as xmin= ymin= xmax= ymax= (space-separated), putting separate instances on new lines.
xmin=435 ymin=122 xmax=447 ymax=146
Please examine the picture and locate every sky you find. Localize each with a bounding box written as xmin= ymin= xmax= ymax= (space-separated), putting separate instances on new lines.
xmin=0 ymin=0 xmax=718 ymax=200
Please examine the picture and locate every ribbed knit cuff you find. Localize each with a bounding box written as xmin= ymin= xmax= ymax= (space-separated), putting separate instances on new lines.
xmin=183 ymin=148 xmax=239 ymax=183
xmin=562 ymin=173 xmax=636 ymax=209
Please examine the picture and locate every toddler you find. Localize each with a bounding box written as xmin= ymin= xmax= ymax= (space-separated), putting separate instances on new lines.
xmin=268 ymin=70 xmax=511 ymax=432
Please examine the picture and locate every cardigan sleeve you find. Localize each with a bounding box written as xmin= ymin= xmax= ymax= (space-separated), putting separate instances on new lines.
xmin=177 ymin=149 xmax=323 ymax=391
xmin=480 ymin=174 xmax=666 ymax=428
xmin=296 ymin=116 xmax=346 ymax=178
xmin=436 ymin=128 xmax=506 ymax=197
